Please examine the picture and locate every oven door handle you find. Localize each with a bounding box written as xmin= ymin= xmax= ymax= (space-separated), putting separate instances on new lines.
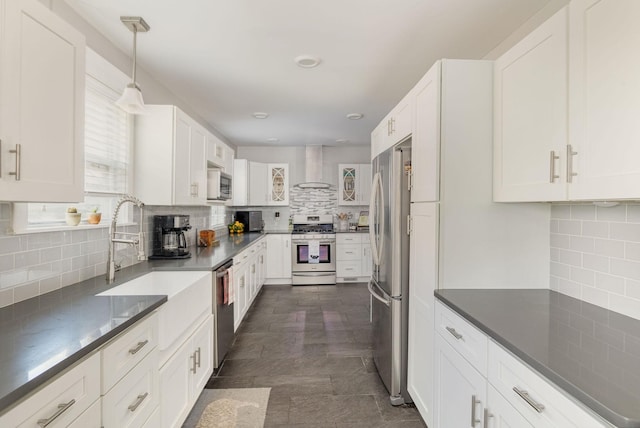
xmin=368 ymin=280 xmax=391 ymax=307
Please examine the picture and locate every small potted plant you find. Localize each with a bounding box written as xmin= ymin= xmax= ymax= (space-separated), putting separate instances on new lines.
xmin=65 ymin=207 xmax=81 ymax=226
xmin=87 ymin=207 xmax=102 ymax=224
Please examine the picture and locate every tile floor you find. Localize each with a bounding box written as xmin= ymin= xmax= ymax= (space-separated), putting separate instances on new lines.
xmin=204 ymin=283 xmax=427 ymax=427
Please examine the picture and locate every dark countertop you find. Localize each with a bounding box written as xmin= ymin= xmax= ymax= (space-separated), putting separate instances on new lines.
xmin=435 ymin=289 xmax=640 ymax=428
xmin=0 ymin=232 xmax=266 ymax=415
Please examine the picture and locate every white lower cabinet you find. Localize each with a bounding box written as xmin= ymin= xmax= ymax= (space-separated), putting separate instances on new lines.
xmin=68 ymin=398 xmax=101 ymax=428
xmin=265 ymin=234 xmax=292 ymax=284
xmin=0 ymin=352 xmax=101 ymax=427
xmin=336 ymin=233 xmax=371 ymax=282
xmin=159 ymin=315 xmax=213 ymax=428
xmin=434 ymin=300 xmax=610 ymax=428
xmin=102 ymin=349 xmax=159 ymax=428
xmin=234 ymin=238 xmax=267 ymax=330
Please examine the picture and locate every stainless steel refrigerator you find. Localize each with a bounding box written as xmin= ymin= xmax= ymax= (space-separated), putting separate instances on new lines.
xmin=368 ymin=139 xmax=412 ymax=405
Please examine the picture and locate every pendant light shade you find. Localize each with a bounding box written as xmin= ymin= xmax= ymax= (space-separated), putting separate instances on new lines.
xmin=116 ymin=16 xmax=150 ymax=115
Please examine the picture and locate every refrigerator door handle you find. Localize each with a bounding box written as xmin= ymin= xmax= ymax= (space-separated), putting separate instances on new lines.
xmin=369 ymin=172 xmax=385 ymax=267
xmin=368 ymin=280 xmax=391 ymax=307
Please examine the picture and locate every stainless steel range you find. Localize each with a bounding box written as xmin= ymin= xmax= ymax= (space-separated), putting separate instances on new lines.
xmin=291 ymin=214 xmax=336 ymax=285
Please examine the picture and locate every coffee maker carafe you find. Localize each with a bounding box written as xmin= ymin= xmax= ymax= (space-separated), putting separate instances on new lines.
xmin=149 ymin=215 xmax=192 ymax=259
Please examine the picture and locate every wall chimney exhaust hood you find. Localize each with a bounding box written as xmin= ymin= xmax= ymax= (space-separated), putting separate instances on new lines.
xmin=294 ymin=146 xmax=331 ymax=189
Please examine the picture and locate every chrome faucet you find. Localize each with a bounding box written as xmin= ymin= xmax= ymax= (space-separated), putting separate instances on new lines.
xmin=106 ymin=195 xmax=146 ymax=283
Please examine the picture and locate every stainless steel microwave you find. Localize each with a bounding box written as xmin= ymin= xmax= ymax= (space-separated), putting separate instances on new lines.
xmin=207 ymin=169 xmax=232 ymax=200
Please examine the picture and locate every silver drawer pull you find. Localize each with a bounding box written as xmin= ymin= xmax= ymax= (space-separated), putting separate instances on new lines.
xmin=446 ymin=326 xmax=463 ymax=340
xmin=9 ymin=143 xmax=21 ymax=181
xmin=37 ymin=399 xmax=76 ymax=427
xmin=513 ymin=387 xmax=545 ymax=413
xmin=128 ymin=392 xmax=149 ymax=412
xmin=483 ymin=408 xmax=493 ymax=428
xmin=190 ymin=352 xmax=197 ymax=373
xmin=129 ymin=339 xmax=149 ymax=355
xmin=195 ymin=347 xmax=201 ymax=368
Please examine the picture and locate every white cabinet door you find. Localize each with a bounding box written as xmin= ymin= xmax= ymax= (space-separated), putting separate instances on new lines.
xmin=569 ymin=0 xmax=640 ymax=200
xmin=493 ymin=8 xmax=568 ymax=202
xmin=265 ymin=234 xmax=291 ymax=281
xmin=174 ymin=113 xmax=207 ymax=205
xmin=412 ymin=61 xmax=441 ymax=203
xmin=384 ymin=93 xmax=413 ymax=148
xmin=407 ymin=202 xmax=438 ymax=428
xmin=487 ymin=385 xmax=534 ymax=428
xmin=267 ymin=163 xmax=289 ymax=205
xmin=371 ymin=121 xmax=385 ymax=160
xmin=434 ymin=334 xmax=487 ymax=428
xmin=232 ymin=159 xmax=249 ymax=206
xmin=0 ymin=0 xmax=85 ymax=202
xmin=281 ymin=235 xmax=292 ymax=279
xmin=190 ymin=317 xmax=213 ymax=398
xmin=159 ymin=339 xmax=191 ymax=428
xmin=233 ymin=262 xmax=248 ymax=330
xmin=338 ymin=164 xmax=359 ymax=205
xmin=248 ymin=161 xmax=268 ymax=206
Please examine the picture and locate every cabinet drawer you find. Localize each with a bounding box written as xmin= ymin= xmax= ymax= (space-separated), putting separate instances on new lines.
xmin=488 ymin=341 xmax=608 ymax=428
xmin=1 ymin=352 xmax=100 ymax=428
xmin=102 ymin=349 xmax=159 ymax=428
xmin=68 ymin=398 xmax=101 ymax=428
xmin=337 ymin=244 xmax=361 ymax=261
xmin=435 ymin=301 xmax=488 ymax=376
xmin=102 ymin=312 xmax=158 ymax=394
xmin=337 ymin=233 xmax=362 ymax=244
xmin=337 ymin=261 xmax=362 ymax=277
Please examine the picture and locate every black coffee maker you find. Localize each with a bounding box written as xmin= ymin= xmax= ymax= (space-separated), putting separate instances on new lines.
xmin=149 ymin=215 xmax=192 ymax=259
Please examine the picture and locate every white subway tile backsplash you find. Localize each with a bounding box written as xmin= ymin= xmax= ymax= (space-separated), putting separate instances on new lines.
xmin=0 ymin=287 xmax=12 ymax=308
xmin=557 ymin=278 xmax=582 ymax=299
xmin=551 ymin=204 xmax=571 ymax=219
xmin=581 ymin=286 xmax=610 ymax=307
xmin=550 ymin=234 xmax=570 ymax=249
xmin=626 ymin=205 xmax=640 ymax=223
xmin=40 ymin=247 xmax=62 ymax=263
xmin=0 ymin=254 xmax=13 ymax=271
xmin=557 ymin=249 xmax=582 ymax=267
xmin=595 ymin=273 xmax=625 ymax=294
xmin=610 ymin=223 xmax=640 ymax=242
xmin=582 ymin=254 xmax=609 ymax=272
xmin=559 ymin=220 xmax=581 ymax=235
xmin=625 ymin=279 xmax=640 ymax=300
xmin=570 ymin=236 xmax=595 ymax=253
xmin=571 ymin=267 xmax=595 ymax=286
xmin=626 ymin=242 xmax=640 ymax=261
xmin=597 ymin=204 xmax=627 ymax=222
xmin=40 ymin=276 xmax=61 ymax=294
xmin=14 ymin=251 xmax=40 ymax=269
xmin=581 ymin=221 xmax=609 ymax=238
xmin=14 ymin=281 xmax=39 ymax=303
xmin=550 ymin=248 xmax=560 ymax=262
xmin=611 ymin=259 xmax=640 ymax=282
xmin=0 ymin=236 xmax=22 ymax=255
xmin=594 ymin=239 xmax=625 ymax=258
xmin=550 ymin=219 xmax=559 ymax=233
xmin=571 ymin=204 xmax=596 ymax=220
xmin=551 ymin=262 xmax=571 ymax=279
xmin=609 ymin=293 xmax=640 ymax=319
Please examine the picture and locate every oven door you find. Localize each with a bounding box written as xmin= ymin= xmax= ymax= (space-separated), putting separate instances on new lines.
xmin=291 ymin=239 xmax=336 ymax=272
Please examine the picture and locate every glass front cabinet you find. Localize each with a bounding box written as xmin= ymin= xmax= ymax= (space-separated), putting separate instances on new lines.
xmin=338 ymin=164 xmax=371 ymax=206
xmin=267 ymin=163 xmax=289 ymax=205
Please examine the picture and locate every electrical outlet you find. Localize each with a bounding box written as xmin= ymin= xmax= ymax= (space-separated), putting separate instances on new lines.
xmin=275 ymin=212 xmax=280 ymax=217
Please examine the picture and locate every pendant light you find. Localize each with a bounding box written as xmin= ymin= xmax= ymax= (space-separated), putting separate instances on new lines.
xmin=115 ymin=16 xmax=150 ymax=115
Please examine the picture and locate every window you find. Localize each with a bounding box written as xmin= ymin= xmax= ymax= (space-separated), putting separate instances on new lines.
xmin=13 ymin=49 xmax=133 ymax=233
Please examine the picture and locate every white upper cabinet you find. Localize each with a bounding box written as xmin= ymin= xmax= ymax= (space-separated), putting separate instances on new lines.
xmin=248 ymin=161 xmax=268 ymax=206
xmin=569 ymin=0 xmax=640 ymax=200
xmin=135 ymin=105 xmax=208 ymax=205
xmin=495 ymin=2 xmax=640 ymax=201
xmin=338 ymin=164 xmax=371 ymax=206
xmin=412 ymin=62 xmax=441 ymax=203
xmin=0 ymin=0 xmax=85 ymax=202
xmin=206 ymin=133 xmax=233 ymax=173
xmin=493 ymin=7 xmax=568 ymax=202
xmin=267 ymin=163 xmax=289 ymax=206
xmin=372 ymin=91 xmax=413 ymax=160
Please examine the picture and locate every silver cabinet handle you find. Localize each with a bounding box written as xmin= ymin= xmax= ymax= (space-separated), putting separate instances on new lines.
xmin=127 ymin=392 xmax=149 ymax=412
xmin=483 ymin=408 xmax=493 ymax=428
xmin=195 ymin=347 xmax=201 ymax=368
xmin=513 ymin=387 xmax=545 ymax=413
xmin=471 ymin=395 xmax=481 ymax=426
xmin=129 ymin=339 xmax=149 ymax=355
xmin=391 ymin=117 xmax=396 ymax=134
xmin=566 ymin=144 xmax=577 ymax=183
xmin=446 ymin=326 xmax=463 ymax=340
xmin=9 ymin=143 xmax=20 ymax=181
xmin=190 ymin=351 xmax=197 ymax=373
xmin=549 ymin=150 xmax=560 ymax=183
xmin=37 ymin=399 xmax=76 ymax=427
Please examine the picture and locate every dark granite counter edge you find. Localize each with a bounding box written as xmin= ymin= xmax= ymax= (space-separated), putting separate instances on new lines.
xmin=435 ymin=292 xmax=633 ymax=428
xmin=0 ymin=296 xmax=166 ymax=413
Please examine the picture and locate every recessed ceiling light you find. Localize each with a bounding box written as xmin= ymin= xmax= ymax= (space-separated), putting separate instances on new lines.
xmin=336 ymin=139 xmax=349 ymax=144
xmin=294 ymin=55 xmax=321 ymax=68
xmin=346 ymin=113 xmax=363 ymax=120
xmin=252 ymin=112 xmax=269 ymax=119
xmin=266 ymin=138 xmax=279 ymax=143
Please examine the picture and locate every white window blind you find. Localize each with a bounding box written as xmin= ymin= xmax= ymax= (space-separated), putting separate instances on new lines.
xmin=84 ymin=75 xmax=130 ymax=194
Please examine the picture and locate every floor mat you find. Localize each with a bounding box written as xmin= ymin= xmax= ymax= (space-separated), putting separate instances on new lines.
xmin=182 ymin=388 xmax=270 ymax=428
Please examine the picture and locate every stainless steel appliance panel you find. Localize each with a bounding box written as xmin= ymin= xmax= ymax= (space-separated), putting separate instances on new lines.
xmin=213 ymin=260 xmax=234 ymax=369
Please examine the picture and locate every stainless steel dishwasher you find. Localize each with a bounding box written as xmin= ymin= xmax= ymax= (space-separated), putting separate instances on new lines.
xmin=213 ymin=259 xmax=234 ymax=369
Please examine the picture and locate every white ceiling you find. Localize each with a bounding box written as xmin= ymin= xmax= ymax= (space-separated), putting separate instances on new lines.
xmin=64 ymin=0 xmax=551 ymax=147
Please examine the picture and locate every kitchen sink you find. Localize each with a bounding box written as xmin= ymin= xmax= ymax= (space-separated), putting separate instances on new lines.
xmin=98 ymin=271 xmax=212 ymax=358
